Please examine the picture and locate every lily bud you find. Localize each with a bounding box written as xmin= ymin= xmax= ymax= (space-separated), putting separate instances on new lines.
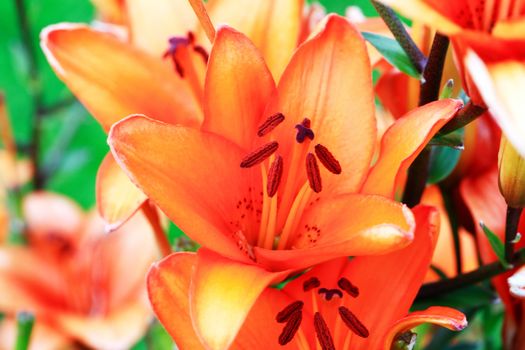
xmin=498 ymin=136 xmax=525 ymax=208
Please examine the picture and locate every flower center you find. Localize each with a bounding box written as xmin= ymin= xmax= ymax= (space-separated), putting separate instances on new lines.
xmin=239 ymin=113 xmax=342 ymax=251
xmin=164 ymin=32 xmax=208 ymax=106
xmin=275 ymin=276 xmax=369 ymax=350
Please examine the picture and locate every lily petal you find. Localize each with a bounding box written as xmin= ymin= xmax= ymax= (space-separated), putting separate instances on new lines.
xmin=23 ymin=192 xmax=84 ymax=243
xmin=191 ymin=249 xmax=289 ymax=350
xmin=203 ymin=26 xmax=275 ymax=149
xmin=382 ymin=306 xmax=467 ymax=348
xmin=109 ymin=115 xmax=259 ymax=262
xmin=41 ymin=24 xmax=202 ymax=131
xmin=96 ymin=153 xmax=147 ymax=230
xmin=147 ymin=252 xmax=205 ymax=349
xmin=127 ymin=0 xmax=196 ymax=55
xmin=53 ymin=300 xmax=152 ymax=350
xmin=361 ymin=99 xmax=463 ymax=198
xmin=207 ymin=0 xmax=303 ymax=79
xmin=340 ymin=205 xmax=440 ymax=349
xmin=465 ymin=49 xmax=525 ymax=157
xmin=268 ymin=15 xmax=376 ymax=200
xmin=255 ymin=194 xmax=415 ymax=271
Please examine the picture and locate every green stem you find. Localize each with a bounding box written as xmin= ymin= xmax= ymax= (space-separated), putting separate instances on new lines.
xmin=371 ymin=1 xmax=427 ymax=74
xmin=505 ymin=206 xmax=523 ymax=263
xmin=439 ymin=101 xmax=487 ymax=135
xmin=402 ymin=32 xmax=450 ymax=207
xmin=417 ymin=247 xmax=525 ymax=300
xmin=14 ymin=0 xmax=44 ymax=189
xmin=418 ymin=33 xmax=449 ymax=106
xmin=14 ymin=312 xmax=35 ymax=350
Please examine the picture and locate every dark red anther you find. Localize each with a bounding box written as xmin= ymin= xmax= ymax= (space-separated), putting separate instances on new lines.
xmin=267 ymin=155 xmax=283 ymax=197
xmin=258 ymin=113 xmax=285 ymax=137
xmin=240 ymin=141 xmax=279 ymax=168
xmin=193 ymin=45 xmax=209 ymax=63
xmin=278 ymin=310 xmax=302 ymax=345
xmin=338 ymin=306 xmax=369 ymax=338
xmin=315 ymin=144 xmax=342 ymax=174
xmin=306 ymin=153 xmax=322 ymax=193
xmin=295 ymin=118 xmax=315 ymax=143
xmin=303 ymin=277 xmax=321 ymax=292
xmin=318 ymin=288 xmax=343 ymax=301
xmin=276 ymin=300 xmax=304 ymax=323
xmin=338 ymin=277 xmax=359 ymax=298
xmin=313 ymin=312 xmax=336 ymax=350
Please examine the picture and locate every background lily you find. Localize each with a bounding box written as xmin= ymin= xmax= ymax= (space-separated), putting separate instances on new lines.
xmin=148 ymin=206 xmax=467 ymax=350
xmin=378 ymin=0 xmax=525 ymax=157
xmin=41 ymin=0 xmax=305 ymax=230
xmin=109 ymin=13 xmax=463 ymax=349
xmin=0 ymin=192 xmax=158 ymax=349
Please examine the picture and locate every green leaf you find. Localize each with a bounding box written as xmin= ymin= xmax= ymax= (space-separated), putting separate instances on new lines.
xmin=480 ymin=222 xmax=511 ymax=268
xmin=427 ymin=146 xmax=462 ymax=184
xmin=361 ymin=32 xmax=421 ymax=78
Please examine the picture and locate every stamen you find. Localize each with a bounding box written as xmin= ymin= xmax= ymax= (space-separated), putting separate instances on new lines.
xmin=338 ymin=277 xmax=359 ymax=298
xmin=278 ymin=310 xmax=302 ymax=345
xmin=338 ymin=306 xmax=369 ymax=338
xmin=314 ymin=312 xmax=336 ymax=350
xmin=267 ymin=155 xmax=283 ymax=197
xmin=276 ymin=301 xmax=304 ymax=323
xmin=303 ymin=277 xmax=321 ymax=292
xmin=193 ymin=45 xmax=209 ymax=63
xmin=315 ymin=144 xmax=342 ymax=174
xmin=240 ymin=141 xmax=279 ymax=168
xmin=295 ymin=118 xmax=315 ymax=143
xmin=318 ymin=288 xmax=343 ymax=301
xmin=306 ymin=153 xmax=322 ymax=193
xmin=258 ymin=113 xmax=285 ymax=137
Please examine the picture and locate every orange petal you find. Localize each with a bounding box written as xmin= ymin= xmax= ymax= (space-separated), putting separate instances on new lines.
xmin=267 ymin=15 xmax=376 ymax=199
xmin=23 ymin=192 xmax=84 ymax=243
xmin=255 ymin=194 xmax=415 ymax=270
xmin=383 ymin=306 xmax=467 ymax=347
xmin=41 ymin=24 xmax=203 ymax=131
xmin=422 ymin=186 xmax=479 ymax=281
xmin=147 ymin=252 xmax=205 ymax=349
xmin=191 ymin=249 xmax=288 ymax=350
xmin=203 ymin=26 xmax=275 ymax=149
xmin=93 ymin=210 xmax=158 ymax=312
xmin=339 ymin=205 xmax=440 ymax=349
xmin=379 ymin=0 xmax=463 ymax=34
xmin=127 ymin=0 xmax=196 ymax=55
xmin=53 ymin=299 xmax=152 ymax=349
xmin=207 ymin=0 xmax=303 ymax=79
xmin=91 ymin=0 xmax=126 ymax=24
xmin=465 ymin=49 xmax=525 ymax=157
xmin=109 ymin=115 xmax=258 ymax=262
xmin=96 ymin=153 xmax=147 ymax=230
xmin=361 ymin=99 xmax=463 ymax=198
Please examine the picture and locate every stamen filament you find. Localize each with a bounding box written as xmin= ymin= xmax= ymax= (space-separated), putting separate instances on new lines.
xmin=277 ymin=181 xmax=311 ymax=250
xmin=176 ymin=48 xmax=205 ymax=107
xmin=263 ymin=194 xmax=278 ymax=249
xmin=258 ymin=164 xmax=271 ymax=247
xmin=186 ymin=0 xmax=216 ymax=43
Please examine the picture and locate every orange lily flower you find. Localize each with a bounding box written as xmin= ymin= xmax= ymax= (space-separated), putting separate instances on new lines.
xmin=378 ymin=0 xmax=525 ymax=155
xmin=461 ymin=167 xmax=525 ymax=349
xmin=109 ymin=14 xmax=462 ymax=348
xmin=0 ymin=192 xmax=158 ymax=349
xmin=42 ymin=0 xmax=304 ymax=229
xmin=148 ymin=206 xmax=467 ymax=350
